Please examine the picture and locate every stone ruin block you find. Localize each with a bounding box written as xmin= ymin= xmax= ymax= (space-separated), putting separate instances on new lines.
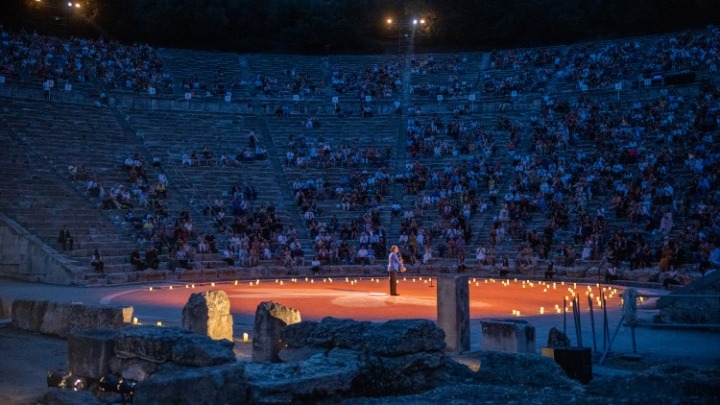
xmin=362 ymin=319 xmax=446 ymax=356
xmin=480 ymin=319 xmax=536 ymax=353
xmin=11 ymin=299 xmax=132 ymax=337
xmin=114 ymin=325 xmax=235 ymax=367
xmin=182 ymin=290 xmax=234 ymax=341
xmin=68 ymin=329 xmax=116 ymax=379
xmin=245 ymin=349 xmax=359 ymax=403
xmin=436 ymin=274 xmax=470 ymax=353
xmin=11 ymin=299 xmax=48 ymax=332
xmin=132 ymin=363 xmax=247 ymax=405
xmin=42 ymin=302 xmax=133 ymax=338
xmin=252 ymin=301 xmax=302 ymax=363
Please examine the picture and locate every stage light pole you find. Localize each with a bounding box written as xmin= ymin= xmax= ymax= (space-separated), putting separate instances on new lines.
xmin=28 ymin=0 xmax=85 ymax=37
xmin=385 ymin=17 xmax=426 ymax=57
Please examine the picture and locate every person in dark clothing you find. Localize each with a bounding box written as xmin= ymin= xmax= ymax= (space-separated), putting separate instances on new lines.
xmin=91 ymin=249 xmax=104 ymax=272
xmin=58 ymin=225 xmax=74 ymax=251
xmin=544 ymin=260 xmax=556 ymax=280
xmin=145 ymin=247 xmax=160 ymax=270
xmin=130 ymin=250 xmax=146 ymax=271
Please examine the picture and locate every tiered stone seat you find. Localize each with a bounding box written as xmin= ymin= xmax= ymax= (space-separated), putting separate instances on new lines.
xmin=265 ymin=115 xmax=400 ymax=261
xmin=124 ymin=110 xmax=298 ymax=269
xmin=0 ymin=120 xmax=139 ymax=280
xmin=158 ymin=48 xmax=251 ymax=99
xmin=246 ymin=54 xmax=327 ymax=99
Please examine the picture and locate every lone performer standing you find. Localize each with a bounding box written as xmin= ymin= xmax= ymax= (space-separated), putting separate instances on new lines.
xmin=387 ymin=245 xmax=404 ymax=296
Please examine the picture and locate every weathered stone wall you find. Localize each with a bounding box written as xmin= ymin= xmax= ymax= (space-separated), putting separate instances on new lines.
xmin=0 ymin=213 xmax=78 ymax=285
xmin=11 ymin=299 xmax=133 ymax=337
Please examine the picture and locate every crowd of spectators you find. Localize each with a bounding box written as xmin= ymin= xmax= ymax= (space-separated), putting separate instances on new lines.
xmin=0 ymin=25 xmax=167 ymax=92
xmin=254 ymin=66 xmax=325 ymax=96
xmin=331 ymin=59 xmax=404 ymax=100
xmin=10 ymin=23 xmax=720 ymax=282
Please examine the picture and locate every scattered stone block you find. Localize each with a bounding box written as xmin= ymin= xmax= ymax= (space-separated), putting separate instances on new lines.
xmin=120 ymin=358 xmax=157 ymax=381
xmin=132 ymin=363 xmax=247 ymax=405
xmin=11 ymin=299 xmax=132 ymax=337
xmin=68 ymin=329 xmax=116 ymax=379
xmin=476 ymin=350 xmax=579 ymax=389
xmin=41 ymin=302 xmax=133 ymax=337
xmin=480 ymin=319 xmax=536 ymax=353
xmin=11 ymin=299 xmax=47 ymax=331
xmin=280 ymin=320 xmax=318 ymax=348
xmin=245 ymin=349 xmax=359 ymax=403
xmin=277 ymin=346 xmax=326 ymax=363
xmin=252 ymin=301 xmax=301 ymax=363
xmin=354 ymin=351 xmax=447 ymax=395
xmin=362 ymin=319 xmax=446 ymax=356
xmin=114 ymin=326 xmax=235 ymax=367
xmin=171 ymin=334 xmax=236 ymax=367
xmin=182 ymin=290 xmax=234 ymax=341
xmin=307 ymin=317 xmax=374 ymax=350
xmin=547 ymin=326 xmax=571 ymax=348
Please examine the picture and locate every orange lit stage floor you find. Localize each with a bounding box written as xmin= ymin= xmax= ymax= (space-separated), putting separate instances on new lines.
xmin=101 ymin=276 xmax=623 ymax=326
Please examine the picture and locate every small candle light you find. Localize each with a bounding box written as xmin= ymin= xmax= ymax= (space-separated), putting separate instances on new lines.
xmin=149 ymin=287 xmax=153 ymax=291
xmin=132 ymin=317 xmax=138 ymax=325
xmin=156 ymin=321 xmax=162 ymax=327
xmin=234 ymin=280 xmax=238 ymax=285
xmin=169 ymin=285 xmax=173 ymax=290
xmin=540 ymin=307 xmax=545 ymax=314
xmin=211 ymin=282 xmax=215 ymax=287
xmin=243 ymin=332 xmax=249 ymax=342
xmin=191 ymin=284 xmax=195 ymax=288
